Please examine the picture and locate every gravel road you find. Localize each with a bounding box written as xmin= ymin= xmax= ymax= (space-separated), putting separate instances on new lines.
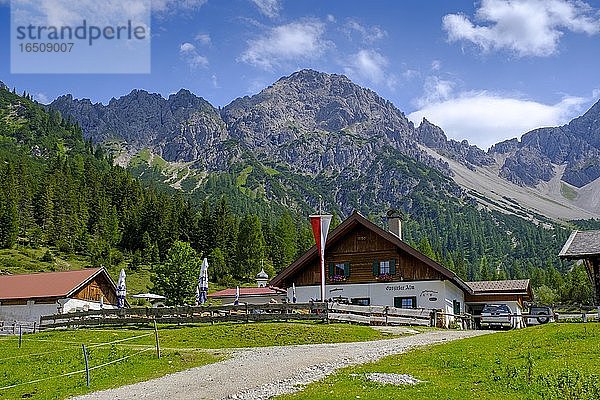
xmin=73 ymin=329 xmax=491 ymax=400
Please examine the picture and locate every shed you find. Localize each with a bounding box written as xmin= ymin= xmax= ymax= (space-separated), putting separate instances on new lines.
xmin=465 ymin=279 xmax=532 ymax=324
xmin=559 ymin=230 xmax=600 ymax=308
xmin=0 ymin=268 xmax=122 ymax=324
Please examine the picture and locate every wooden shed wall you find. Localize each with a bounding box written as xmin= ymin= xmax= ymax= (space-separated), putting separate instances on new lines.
xmin=73 ymin=275 xmax=117 ymax=305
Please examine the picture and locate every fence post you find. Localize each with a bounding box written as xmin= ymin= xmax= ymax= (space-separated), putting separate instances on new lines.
xmin=384 ymin=306 xmax=389 ymax=326
xmin=153 ymin=320 xmax=161 ymax=359
xmin=245 ymin=303 xmax=250 ymax=323
xmin=82 ymin=344 xmax=90 ymax=388
xmin=18 ymin=325 xmax=22 ymax=348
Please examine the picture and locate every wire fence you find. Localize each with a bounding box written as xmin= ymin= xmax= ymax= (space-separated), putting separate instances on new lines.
xmin=0 ymin=328 xmax=160 ymax=393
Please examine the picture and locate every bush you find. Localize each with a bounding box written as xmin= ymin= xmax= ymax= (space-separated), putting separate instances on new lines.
xmin=41 ymin=249 xmax=54 ymax=263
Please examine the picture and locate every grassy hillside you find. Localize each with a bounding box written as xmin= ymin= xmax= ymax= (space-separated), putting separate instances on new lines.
xmin=280 ymin=324 xmax=600 ymax=400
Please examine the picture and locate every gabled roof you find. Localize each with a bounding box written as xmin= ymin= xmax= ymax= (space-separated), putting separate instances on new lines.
xmin=559 ymin=230 xmax=600 ymax=258
xmin=270 ymin=211 xmax=472 ymax=294
xmin=467 ymin=279 xmax=531 ymax=294
xmin=208 ymin=287 xmax=286 ymax=298
xmin=0 ymin=268 xmax=113 ymax=300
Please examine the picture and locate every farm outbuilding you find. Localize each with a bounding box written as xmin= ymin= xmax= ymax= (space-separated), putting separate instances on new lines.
xmin=0 ymin=268 xmax=122 ymax=324
xmin=464 ymin=279 xmax=532 ymax=328
xmin=559 ymin=229 xmax=600 ymax=315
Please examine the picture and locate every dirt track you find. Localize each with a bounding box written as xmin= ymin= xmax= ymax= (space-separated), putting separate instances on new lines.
xmin=73 ymin=329 xmax=491 ymax=400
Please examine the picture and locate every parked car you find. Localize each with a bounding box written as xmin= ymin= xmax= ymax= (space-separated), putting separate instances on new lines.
xmin=526 ymin=305 xmax=554 ymax=326
xmin=480 ymin=304 xmax=513 ymax=329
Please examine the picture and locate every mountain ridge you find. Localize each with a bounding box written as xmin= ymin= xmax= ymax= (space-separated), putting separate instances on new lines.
xmin=47 ymin=69 xmax=600 ymax=221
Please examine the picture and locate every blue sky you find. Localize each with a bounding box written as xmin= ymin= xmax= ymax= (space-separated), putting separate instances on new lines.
xmin=1 ymin=0 xmax=600 ymax=149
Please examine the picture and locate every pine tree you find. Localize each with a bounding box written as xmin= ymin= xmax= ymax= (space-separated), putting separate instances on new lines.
xmin=0 ymin=164 xmax=19 ymax=248
xmin=479 ymin=256 xmax=491 ymax=281
xmin=236 ymin=214 xmax=265 ymax=279
xmin=209 ymin=247 xmax=229 ymax=284
xmin=272 ymin=212 xmax=297 ymax=272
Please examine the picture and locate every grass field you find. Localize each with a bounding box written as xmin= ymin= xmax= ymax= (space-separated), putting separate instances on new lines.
xmin=0 ymin=322 xmax=391 ymax=400
xmin=278 ymin=324 xmax=600 ymax=400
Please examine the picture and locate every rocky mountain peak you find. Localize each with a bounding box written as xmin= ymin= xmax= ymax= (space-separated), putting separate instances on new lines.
xmin=416 ymin=118 xmax=447 ymax=148
xmin=416 ymin=118 xmax=494 ymax=169
xmin=490 ymin=98 xmax=600 ymax=188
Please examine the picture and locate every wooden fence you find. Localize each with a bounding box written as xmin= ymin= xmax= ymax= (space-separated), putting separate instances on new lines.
xmin=0 ymin=320 xmax=37 ymax=335
xmin=328 ymin=303 xmax=434 ymax=326
xmin=38 ymin=302 xmax=328 ymax=330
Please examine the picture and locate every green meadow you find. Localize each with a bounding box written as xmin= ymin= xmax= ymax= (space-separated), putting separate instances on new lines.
xmin=0 ymin=322 xmax=390 ymax=400
xmin=279 ymin=324 xmax=600 ymax=400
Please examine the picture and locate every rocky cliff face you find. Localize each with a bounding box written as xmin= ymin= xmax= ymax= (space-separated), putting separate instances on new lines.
xmin=48 ymin=69 xmax=600 ymax=217
xmin=51 ymin=70 xmax=473 ymax=177
xmin=415 ymin=118 xmax=494 ymax=170
xmin=51 ymin=89 xmax=233 ymax=170
xmin=489 ymin=100 xmax=600 ymax=188
xmin=221 ymin=69 xmax=455 ymax=176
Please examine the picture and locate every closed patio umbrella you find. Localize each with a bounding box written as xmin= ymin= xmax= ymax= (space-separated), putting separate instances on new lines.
xmin=116 ymin=269 xmax=126 ymax=308
xmin=292 ymin=283 xmax=297 ymax=303
xmin=197 ymin=258 xmax=209 ymax=305
xmin=234 ymin=286 xmax=240 ymax=306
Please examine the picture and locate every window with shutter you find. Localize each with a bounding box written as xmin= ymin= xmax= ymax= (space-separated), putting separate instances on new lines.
xmin=372 ymin=260 xmax=379 ymax=276
xmin=380 ymin=260 xmax=390 ymax=274
xmin=453 ymin=300 xmax=461 ymax=315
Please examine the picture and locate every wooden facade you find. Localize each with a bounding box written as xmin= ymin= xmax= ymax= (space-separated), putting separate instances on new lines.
xmin=73 ymin=275 xmax=118 ymax=305
xmin=464 ymin=293 xmax=529 ymax=307
xmin=272 ymin=212 xmax=467 ymax=292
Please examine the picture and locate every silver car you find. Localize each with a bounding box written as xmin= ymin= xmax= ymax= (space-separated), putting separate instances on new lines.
xmin=480 ymin=304 xmax=513 ymax=329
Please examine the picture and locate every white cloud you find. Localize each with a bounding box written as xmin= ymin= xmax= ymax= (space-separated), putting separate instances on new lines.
xmin=240 ymin=20 xmax=328 ymax=69
xmin=251 ymin=0 xmax=281 ymax=18
xmin=33 ymin=92 xmax=49 ymax=104
xmin=443 ymin=0 xmax=600 ymax=56
xmin=211 ymin=74 xmax=219 ymax=88
xmin=409 ymin=91 xmax=589 ymax=149
xmin=344 ymin=49 xmax=391 ymax=86
xmin=327 ymin=14 xmax=336 ymax=23
xmin=179 ymin=42 xmax=208 ymax=68
xmin=402 ymin=69 xmax=420 ymax=80
xmin=180 ymin=42 xmax=196 ymax=53
xmin=415 ymin=76 xmax=455 ymax=108
xmin=195 ymin=33 xmax=211 ymax=46
xmin=345 ymin=19 xmax=387 ymax=43
xmin=431 ymin=60 xmax=442 ymax=71
xmin=12 ymin=0 xmax=150 ymax=27
xmin=152 ymin=0 xmax=207 ymax=15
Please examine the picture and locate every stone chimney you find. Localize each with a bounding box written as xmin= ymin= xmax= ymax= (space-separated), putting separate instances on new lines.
xmin=386 ymin=209 xmax=404 ymax=240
